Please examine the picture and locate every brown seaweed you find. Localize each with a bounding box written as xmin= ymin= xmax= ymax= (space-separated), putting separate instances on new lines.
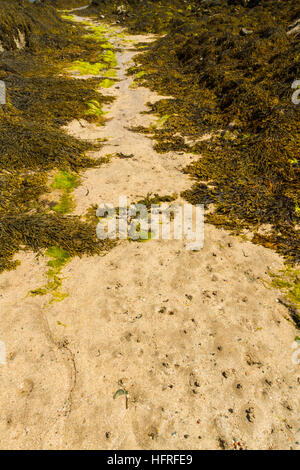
xmin=0 ymin=0 xmax=115 ymax=272
xmin=86 ymin=0 xmax=300 ymax=262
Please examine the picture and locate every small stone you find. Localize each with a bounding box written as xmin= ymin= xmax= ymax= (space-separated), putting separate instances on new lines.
xmin=240 ymin=27 xmax=253 ymax=36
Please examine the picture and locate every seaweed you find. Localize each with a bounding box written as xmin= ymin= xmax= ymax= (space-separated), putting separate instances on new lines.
xmin=29 ymin=246 xmax=71 ymax=303
xmin=0 ymin=0 xmax=116 ymax=273
xmin=88 ymin=0 xmax=300 ymax=262
xmin=51 ymin=171 xmax=80 ymax=214
xmin=135 ymin=193 xmax=177 ymax=210
xmin=0 ymin=212 xmax=114 ymax=272
xmin=267 ymin=265 xmax=300 ymax=325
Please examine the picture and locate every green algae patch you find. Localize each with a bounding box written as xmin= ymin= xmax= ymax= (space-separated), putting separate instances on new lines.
xmin=269 ymin=267 xmax=300 ymax=309
xmin=84 ymin=24 xmax=108 ymax=41
xmin=47 ymin=246 xmax=70 ymax=270
xmin=51 ymin=171 xmax=80 ymax=215
xmin=29 ymin=246 xmax=71 ymax=303
xmin=151 ymin=114 xmax=172 ymax=130
xmin=52 ymin=171 xmax=80 ymax=193
xmin=100 ymin=78 xmax=115 ymax=88
xmin=68 ymin=50 xmax=117 ymax=76
xmin=53 ymin=194 xmax=75 ymax=215
xmin=61 ymin=14 xmax=76 ymax=21
xmin=61 ymin=18 xmax=118 ymax=72
xmin=68 ymin=60 xmax=106 ymax=75
xmin=99 ymin=43 xmax=114 ymax=50
xmin=267 ymin=266 xmax=300 ymax=326
xmin=101 ymin=49 xmax=118 ymax=68
xmin=135 ymin=71 xmax=146 ymax=79
xmin=86 ymin=100 xmax=106 ymax=121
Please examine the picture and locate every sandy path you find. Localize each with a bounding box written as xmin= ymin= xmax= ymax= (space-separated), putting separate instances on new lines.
xmin=0 ymin=16 xmax=299 ymax=450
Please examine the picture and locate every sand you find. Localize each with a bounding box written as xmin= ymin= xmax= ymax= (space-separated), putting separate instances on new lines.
xmin=0 ymin=15 xmax=299 ymax=450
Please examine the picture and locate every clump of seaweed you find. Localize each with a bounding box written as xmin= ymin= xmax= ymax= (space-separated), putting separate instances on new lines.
xmin=0 ymin=213 xmax=114 ymax=272
xmin=135 ymin=193 xmax=177 ymax=210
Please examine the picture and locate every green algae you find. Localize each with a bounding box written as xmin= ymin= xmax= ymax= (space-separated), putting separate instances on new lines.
xmin=68 ymin=48 xmax=117 ymax=76
xmin=29 ymin=246 xmax=71 ymax=303
xmin=267 ymin=266 xmax=300 ymax=325
xmin=103 ymin=69 xmax=117 ymax=78
xmin=100 ymin=78 xmax=115 ymax=88
xmin=51 ymin=171 xmax=80 ymax=215
xmin=84 ymin=24 xmax=108 ymax=41
xmin=101 ymin=49 xmax=118 ymax=68
xmin=135 ymin=71 xmax=146 ymax=79
xmin=61 ymin=14 xmax=75 ymax=21
xmin=99 ymin=43 xmax=114 ymax=50
xmin=53 ymin=194 xmax=75 ymax=214
xmin=86 ymin=99 xmax=106 ymax=120
xmin=151 ymin=114 xmax=172 ymax=130
xmin=269 ymin=267 xmax=300 ymax=308
xmin=68 ymin=60 xmax=107 ymax=75
xmin=51 ymin=171 xmax=80 ymax=193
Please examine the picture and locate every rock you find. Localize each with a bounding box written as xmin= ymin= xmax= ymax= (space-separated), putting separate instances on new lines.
xmin=240 ymin=27 xmax=253 ymax=36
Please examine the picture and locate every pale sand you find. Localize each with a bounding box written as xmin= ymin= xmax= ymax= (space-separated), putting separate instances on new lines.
xmin=0 ymin=19 xmax=298 ymax=450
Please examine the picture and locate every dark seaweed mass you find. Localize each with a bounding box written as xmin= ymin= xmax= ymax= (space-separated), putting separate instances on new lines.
xmin=85 ymin=0 xmax=300 ymax=262
xmin=0 ymin=0 xmax=113 ymax=272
